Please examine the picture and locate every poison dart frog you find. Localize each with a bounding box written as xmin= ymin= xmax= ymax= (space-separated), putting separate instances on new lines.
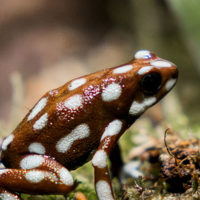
xmin=0 ymin=50 xmax=178 ymax=200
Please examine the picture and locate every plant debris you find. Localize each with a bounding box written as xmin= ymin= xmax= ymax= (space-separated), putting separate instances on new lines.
xmin=122 ymin=129 xmax=200 ymax=199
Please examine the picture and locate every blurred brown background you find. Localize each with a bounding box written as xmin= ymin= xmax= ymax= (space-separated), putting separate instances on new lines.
xmin=0 ymin=0 xmax=200 ymax=135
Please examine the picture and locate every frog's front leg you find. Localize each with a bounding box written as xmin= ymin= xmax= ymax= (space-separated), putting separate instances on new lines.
xmin=109 ymin=142 xmax=123 ymax=179
xmin=0 ymin=155 xmax=76 ymax=199
xmin=92 ymin=119 xmax=127 ymax=200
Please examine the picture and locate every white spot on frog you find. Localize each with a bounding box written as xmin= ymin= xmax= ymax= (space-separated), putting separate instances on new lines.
xmin=59 ymin=167 xmax=74 ymax=186
xmin=49 ymin=89 xmax=58 ymax=96
xmin=102 ymin=83 xmax=122 ymax=102
xmin=0 ymin=169 xmax=10 ymax=175
xmin=150 ymin=60 xmax=171 ymax=68
xmin=25 ymin=170 xmax=44 ymax=183
xmin=2 ymin=134 xmax=14 ymax=151
xmin=28 ymin=142 xmax=46 ymax=154
xmin=92 ymin=150 xmax=107 ymax=168
xmin=101 ymin=120 xmax=122 ymax=141
xmin=27 ymin=97 xmax=48 ymax=121
xmin=129 ymin=97 xmax=157 ymax=116
xmin=96 ymin=180 xmax=114 ymax=200
xmin=137 ymin=66 xmax=153 ymax=75
xmin=64 ymin=94 xmax=83 ymax=110
xmin=0 ymin=192 xmax=19 ymax=200
xmin=20 ymin=155 xmax=44 ymax=169
xmin=33 ymin=113 xmax=48 ymax=130
xmin=56 ymin=123 xmax=90 ymax=153
xmin=68 ymin=78 xmax=86 ymax=90
xmin=165 ymin=79 xmax=176 ymax=91
xmin=113 ymin=65 xmax=133 ymax=74
xmin=134 ymin=50 xmax=152 ymax=59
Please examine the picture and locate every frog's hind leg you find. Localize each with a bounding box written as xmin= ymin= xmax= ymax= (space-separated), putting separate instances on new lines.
xmin=0 ymin=154 xmax=76 ymax=199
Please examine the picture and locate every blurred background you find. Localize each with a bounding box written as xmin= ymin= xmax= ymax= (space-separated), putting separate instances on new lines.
xmin=0 ymin=0 xmax=200 ymax=137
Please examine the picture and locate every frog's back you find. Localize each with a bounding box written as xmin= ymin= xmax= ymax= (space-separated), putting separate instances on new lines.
xmin=1 ymin=69 xmax=112 ymax=168
xmin=1 ymin=66 xmax=132 ymax=169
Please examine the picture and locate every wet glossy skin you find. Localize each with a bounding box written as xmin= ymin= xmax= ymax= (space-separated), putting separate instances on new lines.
xmin=0 ymin=50 xmax=178 ymax=200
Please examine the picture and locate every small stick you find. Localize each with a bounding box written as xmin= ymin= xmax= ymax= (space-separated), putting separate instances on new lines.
xmin=164 ymin=128 xmax=177 ymax=166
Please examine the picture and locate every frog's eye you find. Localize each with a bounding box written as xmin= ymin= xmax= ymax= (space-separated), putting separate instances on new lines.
xmin=141 ymin=72 xmax=162 ymax=95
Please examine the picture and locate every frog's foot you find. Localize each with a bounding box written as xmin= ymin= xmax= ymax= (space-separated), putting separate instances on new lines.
xmin=0 ymin=155 xmax=76 ymax=199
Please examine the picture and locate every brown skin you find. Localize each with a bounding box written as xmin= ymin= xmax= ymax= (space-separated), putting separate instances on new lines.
xmin=0 ymin=51 xmax=178 ymax=200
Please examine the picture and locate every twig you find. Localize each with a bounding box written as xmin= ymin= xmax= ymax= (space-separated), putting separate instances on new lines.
xmin=164 ymin=128 xmax=177 ymax=166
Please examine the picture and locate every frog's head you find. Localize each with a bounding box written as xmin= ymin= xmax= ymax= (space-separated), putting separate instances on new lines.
xmin=105 ymin=50 xmax=178 ymax=118
xmin=128 ymin=50 xmax=178 ymax=117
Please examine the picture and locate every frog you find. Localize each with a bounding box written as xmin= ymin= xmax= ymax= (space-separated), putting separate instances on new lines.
xmin=0 ymin=50 xmax=178 ymax=200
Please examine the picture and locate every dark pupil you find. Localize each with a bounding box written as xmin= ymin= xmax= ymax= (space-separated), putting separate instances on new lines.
xmin=141 ymin=72 xmax=162 ymax=95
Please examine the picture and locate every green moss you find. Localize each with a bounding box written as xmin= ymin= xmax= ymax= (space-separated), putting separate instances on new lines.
xmin=119 ymin=128 xmax=137 ymax=161
xmin=21 ymin=194 xmax=65 ymax=200
xmin=68 ymin=182 xmax=97 ymax=200
xmin=21 ymin=181 xmax=97 ymax=200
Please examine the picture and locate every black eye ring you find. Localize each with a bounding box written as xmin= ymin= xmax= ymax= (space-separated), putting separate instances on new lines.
xmin=141 ymin=72 xmax=162 ymax=95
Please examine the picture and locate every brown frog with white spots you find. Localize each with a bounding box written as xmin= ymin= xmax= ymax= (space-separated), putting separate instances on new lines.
xmin=0 ymin=50 xmax=178 ymax=200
